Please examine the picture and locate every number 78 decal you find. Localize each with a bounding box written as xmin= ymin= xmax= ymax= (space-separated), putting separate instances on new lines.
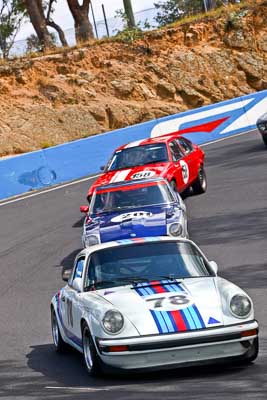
xmin=145 ymin=294 xmax=192 ymax=311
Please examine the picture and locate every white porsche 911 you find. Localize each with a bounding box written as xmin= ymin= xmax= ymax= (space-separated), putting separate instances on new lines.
xmin=51 ymin=237 xmax=259 ymax=376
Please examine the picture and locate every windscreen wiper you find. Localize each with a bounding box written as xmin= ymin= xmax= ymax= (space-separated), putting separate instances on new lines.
xmin=116 ymin=277 xmax=150 ymax=286
xmin=150 ymin=275 xmax=184 ymax=281
xmin=84 ymin=280 xmax=116 ymax=291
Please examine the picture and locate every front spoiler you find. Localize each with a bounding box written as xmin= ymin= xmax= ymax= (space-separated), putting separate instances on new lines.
xmin=96 ymin=320 xmax=258 ymax=371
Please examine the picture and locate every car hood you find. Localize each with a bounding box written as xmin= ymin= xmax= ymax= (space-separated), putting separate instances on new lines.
xmin=95 ymin=278 xmax=224 ymax=335
xmin=86 ymin=205 xmax=182 ymax=242
xmin=89 ymin=164 xmax=170 ymax=194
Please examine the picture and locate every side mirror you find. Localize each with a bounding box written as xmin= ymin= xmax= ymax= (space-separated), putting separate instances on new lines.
xmin=72 ymin=278 xmax=82 ymax=293
xmin=80 ymin=205 xmax=89 ymax=214
xmin=209 ymin=261 xmax=218 ymax=275
xmin=100 ymin=166 xmax=105 ymax=171
xmin=62 ymin=269 xmax=72 ymax=282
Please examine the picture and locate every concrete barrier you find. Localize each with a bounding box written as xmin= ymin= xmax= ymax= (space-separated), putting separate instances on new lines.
xmin=1 ymin=90 xmax=267 ymax=201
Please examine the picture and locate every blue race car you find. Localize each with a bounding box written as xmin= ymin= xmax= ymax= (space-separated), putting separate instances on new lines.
xmin=80 ymin=177 xmax=188 ymax=247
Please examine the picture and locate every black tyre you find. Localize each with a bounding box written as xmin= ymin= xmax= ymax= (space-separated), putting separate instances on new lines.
xmin=170 ymin=179 xmax=177 ymax=192
xmin=82 ymin=322 xmax=102 ymax=376
xmin=51 ymin=307 xmax=68 ymax=353
xmin=192 ymin=165 xmax=207 ymax=195
xmin=87 ymin=195 xmax=92 ymax=204
xmin=243 ymin=337 xmax=259 ymax=365
xmin=262 ymin=135 xmax=267 ymax=146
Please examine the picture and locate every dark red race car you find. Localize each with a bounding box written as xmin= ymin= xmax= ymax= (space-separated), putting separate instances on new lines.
xmin=87 ymin=135 xmax=206 ymax=202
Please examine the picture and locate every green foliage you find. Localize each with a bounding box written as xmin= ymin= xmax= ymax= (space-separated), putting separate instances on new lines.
xmin=114 ymin=26 xmax=144 ymax=43
xmin=0 ymin=0 xmax=26 ymax=58
xmin=154 ymin=0 xmax=204 ymax=27
xmin=26 ymin=32 xmax=57 ymax=53
xmin=225 ymin=9 xmax=249 ymax=31
xmin=113 ymin=8 xmax=151 ymax=43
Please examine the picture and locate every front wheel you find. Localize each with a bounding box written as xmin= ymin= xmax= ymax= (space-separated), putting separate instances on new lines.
xmin=262 ymin=135 xmax=267 ymax=146
xmin=242 ymin=337 xmax=259 ymax=365
xmin=170 ymin=179 xmax=177 ymax=192
xmin=82 ymin=323 xmax=102 ymax=376
xmin=192 ymin=165 xmax=207 ymax=195
xmin=51 ymin=307 xmax=68 ymax=353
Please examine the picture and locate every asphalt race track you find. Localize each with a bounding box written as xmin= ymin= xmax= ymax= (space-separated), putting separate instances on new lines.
xmin=0 ymin=130 xmax=266 ymax=400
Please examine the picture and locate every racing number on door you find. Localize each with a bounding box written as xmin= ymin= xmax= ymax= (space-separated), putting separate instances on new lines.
xmin=66 ymin=298 xmax=73 ymax=327
xmin=146 ymin=294 xmax=190 ymax=310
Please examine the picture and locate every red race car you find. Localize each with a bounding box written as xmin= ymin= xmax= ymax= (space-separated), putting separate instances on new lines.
xmin=87 ymin=135 xmax=206 ymax=202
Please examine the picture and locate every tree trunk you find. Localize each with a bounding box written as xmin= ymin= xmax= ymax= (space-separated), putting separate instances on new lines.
xmin=46 ymin=20 xmax=68 ymax=47
xmin=23 ymin=0 xmax=54 ymax=49
xmin=123 ymin=0 xmax=136 ymax=29
xmin=66 ymin=0 xmax=94 ymax=43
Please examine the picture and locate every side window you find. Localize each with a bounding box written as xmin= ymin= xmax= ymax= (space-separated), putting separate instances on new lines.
xmin=73 ymin=257 xmax=85 ymax=280
xmin=169 ymin=140 xmax=184 ymax=162
xmin=178 ymin=138 xmax=193 ymax=154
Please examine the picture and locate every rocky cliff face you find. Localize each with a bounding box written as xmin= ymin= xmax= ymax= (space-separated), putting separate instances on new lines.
xmin=0 ymin=2 xmax=266 ymax=156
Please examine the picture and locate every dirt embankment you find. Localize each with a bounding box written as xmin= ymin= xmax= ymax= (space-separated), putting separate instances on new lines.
xmin=0 ymin=2 xmax=266 ymax=157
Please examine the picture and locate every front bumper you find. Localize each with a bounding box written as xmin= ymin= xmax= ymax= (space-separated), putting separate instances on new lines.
xmin=96 ymin=320 xmax=258 ymax=370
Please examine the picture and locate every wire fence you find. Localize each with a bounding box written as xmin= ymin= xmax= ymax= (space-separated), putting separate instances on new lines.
xmin=10 ymin=7 xmax=159 ymax=57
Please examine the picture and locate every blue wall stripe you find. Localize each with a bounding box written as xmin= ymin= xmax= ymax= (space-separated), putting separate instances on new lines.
xmin=1 ymin=90 xmax=267 ymax=201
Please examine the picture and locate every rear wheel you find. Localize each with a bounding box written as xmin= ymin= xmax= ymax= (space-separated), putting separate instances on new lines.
xmin=192 ymin=165 xmax=207 ymax=195
xmin=51 ymin=307 xmax=68 ymax=353
xmin=262 ymin=135 xmax=267 ymax=146
xmin=82 ymin=322 xmax=102 ymax=376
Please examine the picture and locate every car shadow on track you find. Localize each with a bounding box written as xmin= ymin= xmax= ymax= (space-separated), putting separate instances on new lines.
xmin=24 ymin=344 xmax=260 ymax=392
xmin=72 ymin=217 xmax=84 ymax=228
xmin=0 ymin=346 xmax=263 ymax=400
xmin=60 ymin=248 xmax=83 ymax=276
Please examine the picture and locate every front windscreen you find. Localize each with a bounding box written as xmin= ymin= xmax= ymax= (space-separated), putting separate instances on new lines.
xmin=91 ymin=181 xmax=176 ymax=214
xmin=107 ymin=143 xmax=168 ymax=171
xmin=85 ymin=242 xmax=211 ymax=290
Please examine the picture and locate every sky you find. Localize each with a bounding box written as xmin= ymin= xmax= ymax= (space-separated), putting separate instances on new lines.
xmin=17 ymin=0 xmax=158 ymax=41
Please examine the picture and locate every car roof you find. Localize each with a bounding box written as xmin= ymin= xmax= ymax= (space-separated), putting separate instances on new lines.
xmin=80 ymin=236 xmax=193 ymax=257
xmin=116 ymin=134 xmax=182 ymax=152
xmin=95 ymin=177 xmax=168 ymax=192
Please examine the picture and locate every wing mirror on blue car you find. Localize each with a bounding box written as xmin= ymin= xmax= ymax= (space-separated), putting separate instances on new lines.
xmin=62 ymin=269 xmax=72 ymax=282
xmin=80 ymin=205 xmax=89 ymax=214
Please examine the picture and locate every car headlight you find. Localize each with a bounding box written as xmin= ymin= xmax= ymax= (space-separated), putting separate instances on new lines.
xmin=102 ymin=310 xmax=124 ymax=334
xmin=230 ymin=294 xmax=252 ymax=318
xmin=169 ymin=223 xmax=183 ymax=237
xmin=85 ymin=235 xmax=99 ymax=247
